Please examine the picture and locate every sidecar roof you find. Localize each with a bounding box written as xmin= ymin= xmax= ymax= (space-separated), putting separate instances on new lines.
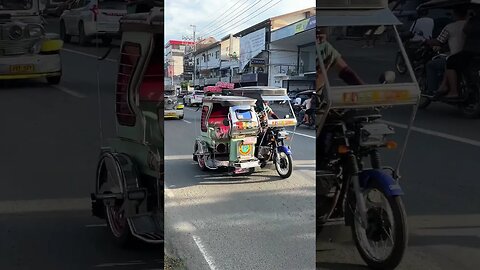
xmin=418 ymin=0 xmax=480 ymax=10
xmin=202 ymin=96 xmax=257 ymax=107
xmin=317 ymin=0 xmax=400 ymax=26
xmin=230 ymin=86 xmax=288 ymax=98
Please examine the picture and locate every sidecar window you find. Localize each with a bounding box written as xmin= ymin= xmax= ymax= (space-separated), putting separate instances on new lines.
xmin=139 ymin=34 xmax=163 ymax=102
xmin=235 ymin=110 xmax=252 ymax=120
xmin=201 ymin=106 xmax=209 ymax=132
xmin=116 ymin=42 xmax=141 ymax=126
xmin=208 ymin=104 xmax=229 ymax=126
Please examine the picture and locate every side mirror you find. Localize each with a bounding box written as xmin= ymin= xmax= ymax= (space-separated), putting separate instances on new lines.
xmin=223 ymin=119 xmax=229 ymax=126
xmin=285 ymin=115 xmax=290 ymax=119
xmin=379 ymin=71 xmax=396 ymax=84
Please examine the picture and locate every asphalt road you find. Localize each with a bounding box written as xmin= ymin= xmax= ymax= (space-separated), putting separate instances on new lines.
xmin=0 ymin=21 xmax=162 ymax=269
xmin=164 ymin=108 xmax=316 ymax=270
xmin=317 ymin=40 xmax=480 ymax=269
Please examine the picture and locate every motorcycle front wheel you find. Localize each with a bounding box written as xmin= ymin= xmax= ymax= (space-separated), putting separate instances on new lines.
xmin=351 ymin=179 xmax=407 ymax=270
xmin=274 ymin=151 xmax=292 ymax=178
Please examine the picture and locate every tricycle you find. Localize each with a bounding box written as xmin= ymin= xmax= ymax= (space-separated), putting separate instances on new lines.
xmin=0 ymin=0 xmax=63 ymax=84
xmin=164 ymin=86 xmax=184 ymax=120
xmin=90 ymin=5 xmax=163 ymax=246
xmin=231 ymin=86 xmax=297 ymax=178
xmin=193 ymin=92 xmax=261 ymax=175
xmin=317 ymin=1 xmax=421 ymax=269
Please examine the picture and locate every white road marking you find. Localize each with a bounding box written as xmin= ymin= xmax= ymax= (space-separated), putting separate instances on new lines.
xmin=53 ymin=85 xmax=86 ymax=98
xmin=192 ymin=235 xmax=217 ymax=270
xmin=0 ymin=197 xmax=90 ymax=214
xmin=85 ymin=224 xmax=107 ymax=228
xmin=183 ymin=120 xmax=192 ymax=124
xmin=382 ymin=120 xmax=480 ymax=147
xmin=287 ymin=130 xmax=315 ymax=139
xmin=62 ymin=48 xmax=117 ymax=62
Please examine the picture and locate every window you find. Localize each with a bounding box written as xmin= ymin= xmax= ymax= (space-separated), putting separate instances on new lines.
xmin=139 ymin=34 xmax=163 ymax=103
xmin=200 ymin=106 xmax=209 ymax=132
xmin=196 ymin=58 xmax=200 ymax=65
xmin=116 ymin=42 xmax=141 ymax=126
xmin=215 ymin=51 xmax=219 ymax=59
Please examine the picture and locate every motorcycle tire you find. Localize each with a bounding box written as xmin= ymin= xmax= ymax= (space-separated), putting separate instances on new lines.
xmin=351 ymin=178 xmax=408 ymax=270
xmin=274 ymin=152 xmax=292 ymax=179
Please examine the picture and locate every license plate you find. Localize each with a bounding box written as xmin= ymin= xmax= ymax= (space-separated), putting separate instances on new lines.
xmin=10 ymin=64 xmax=34 ymax=73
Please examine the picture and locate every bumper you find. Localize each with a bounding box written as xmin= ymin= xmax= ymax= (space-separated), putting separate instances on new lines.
xmin=164 ymin=109 xmax=184 ymax=119
xmin=233 ymin=160 xmax=260 ymax=169
xmin=84 ymin=21 xmax=120 ymax=37
xmin=0 ymin=54 xmax=61 ymax=80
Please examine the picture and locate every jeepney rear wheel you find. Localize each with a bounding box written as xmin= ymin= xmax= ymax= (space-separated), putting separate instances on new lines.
xmin=97 ymin=156 xmax=135 ymax=247
xmin=60 ymin=20 xmax=71 ymax=43
xmin=78 ymin=21 xmax=89 ymax=46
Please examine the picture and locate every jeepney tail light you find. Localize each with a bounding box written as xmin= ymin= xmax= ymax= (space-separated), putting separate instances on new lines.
xmin=90 ymin=5 xmax=98 ymax=21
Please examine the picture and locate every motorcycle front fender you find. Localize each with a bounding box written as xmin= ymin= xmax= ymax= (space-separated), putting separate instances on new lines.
xmin=277 ymin=145 xmax=292 ymax=155
xmin=359 ymin=169 xmax=404 ymax=196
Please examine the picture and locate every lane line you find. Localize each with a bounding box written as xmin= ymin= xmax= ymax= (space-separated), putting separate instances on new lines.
xmin=287 ymin=130 xmax=315 ymax=139
xmin=382 ymin=120 xmax=480 ymax=147
xmin=0 ymin=197 xmax=91 ymax=214
xmin=183 ymin=120 xmax=192 ymax=124
xmin=52 ymin=85 xmax=86 ymax=98
xmin=62 ymin=48 xmax=117 ymax=62
xmin=192 ymin=235 xmax=217 ymax=270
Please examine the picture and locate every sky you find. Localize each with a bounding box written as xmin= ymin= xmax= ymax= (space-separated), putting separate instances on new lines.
xmin=165 ymin=0 xmax=315 ymax=43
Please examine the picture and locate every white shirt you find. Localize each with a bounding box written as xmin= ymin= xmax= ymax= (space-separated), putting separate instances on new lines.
xmin=302 ymin=98 xmax=312 ymax=110
xmin=437 ymin=20 xmax=467 ymax=55
xmin=410 ymin=17 xmax=434 ymax=41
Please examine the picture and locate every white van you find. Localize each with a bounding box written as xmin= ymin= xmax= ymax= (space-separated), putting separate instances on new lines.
xmin=60 ymin=0 xmax=127 ymax=45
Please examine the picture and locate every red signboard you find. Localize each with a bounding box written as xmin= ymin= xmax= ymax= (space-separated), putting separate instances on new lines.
xmin=215 ymin=82 xmax=234 ymax=89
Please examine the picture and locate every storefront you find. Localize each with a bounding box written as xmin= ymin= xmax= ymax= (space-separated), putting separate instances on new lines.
xmin=269 ymin=16 xmax=316 ymax=93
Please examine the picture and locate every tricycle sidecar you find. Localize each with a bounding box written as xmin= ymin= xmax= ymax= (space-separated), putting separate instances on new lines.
xmin=91 ymin=6 xmax=163 ymax=246
xmin=193 ymin=95 xmax=261 ymax=175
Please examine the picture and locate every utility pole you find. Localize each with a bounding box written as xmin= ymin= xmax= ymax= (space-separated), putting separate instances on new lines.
xmin=190 ymin=24 xmax=197 ymax=85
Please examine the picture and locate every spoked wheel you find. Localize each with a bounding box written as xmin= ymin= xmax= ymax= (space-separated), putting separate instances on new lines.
xmin=274 ymin=151 xmax=292 ymax=178
xmin=105 ymin=199 xmax=132 ymax=246
xmin=351 ymin=180 xmax=407 ymax=270
xmin=97 ymin=157 xmax=134 ymax=246
xmin=395 ymin=52 xmax=407 ymax=75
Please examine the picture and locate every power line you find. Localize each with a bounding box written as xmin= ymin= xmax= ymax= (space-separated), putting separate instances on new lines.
xmin=197 ymin=0 xmax=246 ymax=35
xmin=198 ymin=0 xmax=265 ymax=39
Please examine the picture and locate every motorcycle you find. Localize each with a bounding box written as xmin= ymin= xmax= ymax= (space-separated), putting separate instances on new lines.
xmin=294 ymin=90 xmax=316 ymax=129
xmin=230 ymin=87 xmax=297 ymax=179
xmin=413 ymin=1 xmax=480 ymax=118
xmin=317 ymin=2 xmax=421 ymax=268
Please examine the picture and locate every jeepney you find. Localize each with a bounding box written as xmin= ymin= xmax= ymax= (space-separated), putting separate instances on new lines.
xmin=0 ymin=0 xmax=63 ymax=84
xmin=164 ymin=85 xmax=184 ymax=119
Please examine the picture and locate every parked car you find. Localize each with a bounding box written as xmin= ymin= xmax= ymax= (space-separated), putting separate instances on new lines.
xmin=59 ymin=0 xmax=127 ymax=46
xmin=184 ymin=90 xmax=204 ymax=106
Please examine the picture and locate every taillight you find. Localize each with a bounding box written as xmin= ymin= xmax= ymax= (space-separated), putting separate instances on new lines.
xmin=90 ymin=5 xmax=98 ymax=21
